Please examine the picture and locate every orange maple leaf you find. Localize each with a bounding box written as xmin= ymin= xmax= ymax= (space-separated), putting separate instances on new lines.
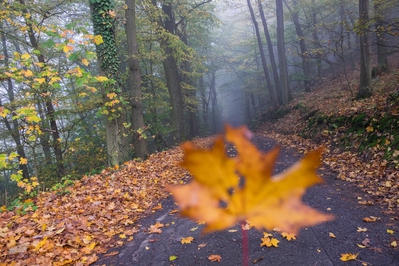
xmin=208 ymin=254 xmax=222 ymax=262
xmin=169 ymin=125 xmax=333 ymax=233
xmin=181 ymin=236 xmax=194 ymax=244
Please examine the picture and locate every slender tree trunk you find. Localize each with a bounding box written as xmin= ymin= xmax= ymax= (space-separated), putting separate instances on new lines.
xmin=198 ymin=75 xmax=209 ymax=131
xmin=276 ymin=0 xmax=291 ymax=104
xmin=209 ymin=69 xmax=218 ymax=133
xmin=19 ymin=0 xmax=64 ymax=178
xmin=286 ymin=0 xmax=312 ymax=92
xmin=374 ymin=2 xmax=388 ymax=67
xmin=125 ymin=0 xmax=148 ymax=158
xmin=0 ymin=30 xmax=30 ymax=180
xmin=247 ymin=0 xmax=277 ymax=109
xmin=311 ymin=0 xmax=322 ymax=76
xmin=179 ymin=20 xmax=199 ymax=138
xmin=357 ymin=0 xmax=372 ymax=98
xmin=257 ymin=0 xmax=282 ymax=104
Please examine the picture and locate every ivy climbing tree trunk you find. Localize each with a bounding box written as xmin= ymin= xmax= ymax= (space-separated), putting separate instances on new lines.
xmin=125 ymin=0 xmax=148 ymax=159
xmin=247 ymin=0 xmax=277 ymax=109
xmin=276 ymin=0 xmax=291 ymax=104
xmin=90 ymin=0 xmax=129 ymax=166
xmin=357 ymin=0 xmax=372 ymax=99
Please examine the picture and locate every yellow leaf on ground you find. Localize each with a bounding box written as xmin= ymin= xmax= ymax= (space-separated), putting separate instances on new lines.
xmin=281 ymin=232 xmax=296 ymax=241
xmin=387 ymin=229 xmax=394 ymax=234
xmin=329 ymin=232 xmax=336 ymax=238
xmin=181 ymin=236 xmax=194 ymax=244
xmin=260 ymin=237 xmax=279 ymax=247
xmin=340 ymin=253 xmax=358 ymax=261
xmin=357 ymin=227 xmax=367 ymax=232
xmin=169 ymin=125 xmax=333 ymax=234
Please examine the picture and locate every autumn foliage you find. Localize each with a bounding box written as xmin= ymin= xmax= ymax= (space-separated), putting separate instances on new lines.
xmin=169 ymin=125 xmax=333 ymax=234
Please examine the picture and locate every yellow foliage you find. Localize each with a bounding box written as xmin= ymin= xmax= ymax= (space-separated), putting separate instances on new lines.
xmin=169 ymin=125 xmax=333 ymax=234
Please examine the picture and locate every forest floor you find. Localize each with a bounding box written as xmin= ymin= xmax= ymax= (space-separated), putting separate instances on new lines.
xmin=1 ymin=65 xmax=399 ymax=265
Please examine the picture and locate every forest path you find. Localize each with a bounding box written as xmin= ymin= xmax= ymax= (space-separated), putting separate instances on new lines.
xmin=94 ymin=135 xmax=399 ymax=266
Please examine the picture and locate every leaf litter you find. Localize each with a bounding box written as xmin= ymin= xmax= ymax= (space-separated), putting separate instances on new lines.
xmin=0 ymin=137 xmax=214 ymax=265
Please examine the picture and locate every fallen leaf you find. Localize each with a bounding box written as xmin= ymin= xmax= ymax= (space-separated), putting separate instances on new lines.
xmin=329 ymin=232 xmax=336 ymax=238
xmin=169 ymin=255 xmax=178 ymax=261
xmin=363 ymin=216 xmax=379 ymax=222
xmin=357 ymin=244 xmax=366 ymax=248
xmin=391 ymin=241 xmax=397 ymax=247
xmin=362 ymin=238 xmax=370 ymax=247
xmin=228 ymin=229 xmax=238 ymax=233
xmin=260 ymin=237 xmax=279 ymax=247
xmin=241 ymin=222 xmax=251 ymax=231
xmin=190 ymin=227 xmax=198 ymax=231
xmin=198 ymin=243 xmax=207 ymax=249
xmin=8 ymin=243 xmax=29 ymax=254
xmin=281 ymin=232 xmax=296 ymax=241
xmin=387 ymin=229 xmax=394 ymax=234
xmin=152 ymin=204 xmax=162 ymax=211
xmin=181 ymin=236 xmax=194 ymax=244
xmin=357 ymin=227 xmax=367 ymax=232
xmin=149 ymin=222 xmax=164 ymax=234
xmin=208 ymin=254 xmax=222 ymax=262
xmin=263 ymin=232 xmax=273 ymax=238
xmin=340 ymin=253 xmax=358 ymax=261
xmin=253 ymin=256 xmax=264 ymax=264
xmin=169 ymin=125 xmax=333 ymax=234
xmin=169 ymin=210 xmax=178 ymax=215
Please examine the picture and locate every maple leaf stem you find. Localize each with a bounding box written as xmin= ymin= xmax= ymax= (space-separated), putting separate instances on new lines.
xmin=241 ymin=222 xmax=249 ymax=266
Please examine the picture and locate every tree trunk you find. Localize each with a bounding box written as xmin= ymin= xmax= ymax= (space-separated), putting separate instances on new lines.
xmin=257 ymin=0 xmax=282 ymax=104
xmin=374 ymin=2 xmax=388 ymax=67
xmin=209 ymin=69 xmax=218 ymax=133
xmin=357 ymin=0 xmax=372 ymax=98
xmin=90 ymin=0 xmax=129 ymax=166
xmin=247 ymin=0 xmax=277 ymax=109
xmin=286 ymin=0 xmax=312 ymax=92
xmin=125 ymin=0 xmax=148 ymax=159
xmin=179 ymin=20 xmax=199 ymax=138
xmin=0 ymin=30 xmax=30 ymax=180
xmin=198 ymin=75 xmax=209 ymax=131
xmin=19 ymin=0 xmax=64 ymax=178
xmin=276 ymin=0 xmax=291 ymax=104
xmin=160 ymin=2 xmax=186 ymax=143
xmin=311 ymin=0 xmax=322 ymax=76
